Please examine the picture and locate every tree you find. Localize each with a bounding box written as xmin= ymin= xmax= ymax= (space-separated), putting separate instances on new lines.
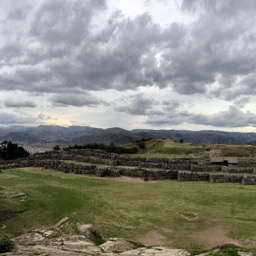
xmin=53 ymin=145 xmax=61 ymax=151
xmin=0 ymin=141 xmax=29 ymax=160
xmin=136 ymin=139 xmax=146 ymax=149
xmin=137 ymin=140 xmax=146 ymax=149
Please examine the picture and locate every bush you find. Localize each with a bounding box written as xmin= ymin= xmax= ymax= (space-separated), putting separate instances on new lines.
xmin=0 ymin=236 xmax=15 ymax=253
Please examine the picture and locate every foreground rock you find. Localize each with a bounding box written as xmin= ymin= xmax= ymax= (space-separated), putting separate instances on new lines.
xmin=119 ymin=247 xmax=190 ymax=256
xmin=7 ymin=231 xmax=190 ymax=256
xmin=100 ymin=238 xmax=135 ymax=253
xmin=3 ymin=221 xmax=256 ymax=256
xmin=76 ymin=223 xmax=103 ymax=240
xmin=5 ymin=222 xmax=190 ymax=256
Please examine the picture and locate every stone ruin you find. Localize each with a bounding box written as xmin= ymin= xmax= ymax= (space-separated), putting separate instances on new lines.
xmin=1 ymin=150 xmax=256 ymax=185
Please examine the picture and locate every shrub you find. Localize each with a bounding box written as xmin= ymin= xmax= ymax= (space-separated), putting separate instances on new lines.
xmin=0 ymin=236 xmax=15 ymax=253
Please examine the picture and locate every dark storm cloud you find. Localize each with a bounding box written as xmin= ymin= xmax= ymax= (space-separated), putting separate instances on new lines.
xmin=0 ymin=1 xmax=186 ymax=94
xmin=234 ymin=97 xmax=250 ymax=108
xmin=162 ymin=101 xmax=182 ymax=111
xmin=29 ymin=0 xmax=103 ymax=46
xmin=181 ymin=0 xmax=256 ymax=17
xmin=1 ymin=0 xmax=256 ymax=101
xmin=0 ymin=0 xmax=108 ymax=93
xmin=176 ymin=0 xmax=256 ymax=99
xmin=4 ymin=99 xmax=37 ymax=108
xmin=190 ymin=106 xmax=256 ymax=128
xmin=147 ymin=105 xmax=256 ymax=128
xmin=51 ymin=93 xmax=103 ymax=107
xmin=53 ymin=13 xmax=168 ymax=91
xmin=1 ymin=0 xmax=256 ymax=128
xmin=147 ymin=109 xmax=190 ymax=126
xmin=115 ymin=94 xmax=159 ymax=115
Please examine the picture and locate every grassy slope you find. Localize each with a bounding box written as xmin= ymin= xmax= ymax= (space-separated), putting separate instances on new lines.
xmin=123 ymin=139 xmax=204 ymax=159
xmin=71 ymin=139 xmax=255 ymax=159
xmin=1 ymin=168 xmax=256 ymax=249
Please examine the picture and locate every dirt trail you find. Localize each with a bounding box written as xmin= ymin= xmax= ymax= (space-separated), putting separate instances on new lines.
xmin=164 ymin=140 xmax=176 ymax=147
xmin=138 ymin=230 xmax=169 ymax=246
xmin=191 ymin=223 xmax=238 ymax=248
xmin=95 ymin=176 xmax=158 ymax=184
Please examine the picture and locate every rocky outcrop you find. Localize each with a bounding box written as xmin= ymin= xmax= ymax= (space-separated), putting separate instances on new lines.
xmin=76 ymin=223 xmax=103 ymax=240
xmin=0 ymin=192 xmax=26 ymax=199
xmin=5 ymin=220 xmax=256 ymax=256
xmin=100 ymin=238 xmax=135 ymax=253
xmin=8 ymin=221 xmax=191 ymax=256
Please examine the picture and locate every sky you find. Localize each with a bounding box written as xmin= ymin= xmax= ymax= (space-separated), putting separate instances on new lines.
xmin=1 ymin=0 xmax=256 ymax=131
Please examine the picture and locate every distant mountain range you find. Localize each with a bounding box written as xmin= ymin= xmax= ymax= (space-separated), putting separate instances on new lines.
xmin=0 ymin=125 xmax=256 ymax=151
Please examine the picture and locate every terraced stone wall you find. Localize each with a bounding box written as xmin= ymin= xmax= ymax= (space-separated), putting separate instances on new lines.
xmin=1 ymin=151 xmax=256 ymax=185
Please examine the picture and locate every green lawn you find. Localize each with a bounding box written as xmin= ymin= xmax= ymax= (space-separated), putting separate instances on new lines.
xmin=1 ymin=168 xmax=256 ymax=249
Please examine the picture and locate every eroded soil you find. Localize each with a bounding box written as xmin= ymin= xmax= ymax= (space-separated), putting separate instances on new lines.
xmin=191 ymin=222 xmax=238 ymax=248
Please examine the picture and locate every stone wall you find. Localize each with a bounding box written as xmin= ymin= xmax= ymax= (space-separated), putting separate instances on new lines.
xmin=242 ymin=176 xmax=256 ymax=185
xmin=191 ymin=164 xmax=222 ymax=172
xmin=1 ymin=151 xmax=256 ymax=185
xmin=28 ymin=151 xmax=196 ymax=169
xmin=225 ymin=167 xmax=255 ymax=174
xmin=178 ymin=171 xmax=209 ymax=182
xmin=209 ymin=174 xmax=243 ymax=183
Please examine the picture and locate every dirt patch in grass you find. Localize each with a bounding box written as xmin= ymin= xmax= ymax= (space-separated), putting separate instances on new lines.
xmin=120 ymin=193 xmax=157 ymax=202
xmin=96 ymin=176 xmax=158 ymax=184
xmin=117 ymin=176 xmax=158 ymax=184
xmin=164 ymin=140 xmax=176 ymax=147
xmin=138 ymin=230 xmax=169 ymax=246
xmin=191 ymin=222 xmax=237 ymax=248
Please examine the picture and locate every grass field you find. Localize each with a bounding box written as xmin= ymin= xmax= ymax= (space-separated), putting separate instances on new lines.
xmin=122 ymin=139 xmax=204 ymax=158
xmin=1 ymin=167 xmax=256 ymax=249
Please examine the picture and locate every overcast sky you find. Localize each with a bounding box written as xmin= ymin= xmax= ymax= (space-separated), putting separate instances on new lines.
xmin=1 ymin=0 xmax=256 ymax=131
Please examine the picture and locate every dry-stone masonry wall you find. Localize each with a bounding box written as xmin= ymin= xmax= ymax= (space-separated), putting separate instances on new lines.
xmin=1 ymin=151 xmax=256 ymax=185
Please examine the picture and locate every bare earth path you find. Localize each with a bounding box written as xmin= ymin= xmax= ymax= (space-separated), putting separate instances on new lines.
xmin=95 ymin=176 xmax=158 ymax=184
xmin=191 ymin=222 xmax=238 ymax=248
xmin=138 ymin=230 xmax=169 ymax=246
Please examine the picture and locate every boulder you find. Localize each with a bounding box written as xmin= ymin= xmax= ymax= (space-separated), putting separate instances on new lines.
xmin=76 ymin=224 xmax=102 ymax=240
xmin=100 ymin=238 xmax=134 ymax=253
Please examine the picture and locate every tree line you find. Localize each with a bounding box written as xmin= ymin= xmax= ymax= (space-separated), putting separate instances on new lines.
xmin=63 ymin=143 xmax=139 ymax=154
xmin=0 ymin=141 xmax=29 ymax=160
